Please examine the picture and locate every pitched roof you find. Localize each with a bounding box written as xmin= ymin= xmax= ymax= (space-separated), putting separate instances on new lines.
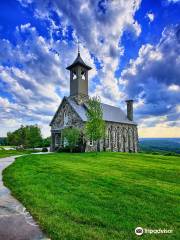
xmin=66 ymin=97 xmax=137 ymax=125
xmin=66 ymin=53 xmax=92 ymax=70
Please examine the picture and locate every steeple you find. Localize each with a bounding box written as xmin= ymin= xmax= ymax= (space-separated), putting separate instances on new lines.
xmin=78 ymin=39 xmax=80 ymax=56
xmin=66 ymin=46 xmax=92 ymax=103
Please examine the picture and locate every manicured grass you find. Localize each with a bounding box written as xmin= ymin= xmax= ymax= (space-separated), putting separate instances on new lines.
xmin=0 ymin=149 xmax=39 ymax=158
xmin=3 ymin=152 xmax=180 ymax=240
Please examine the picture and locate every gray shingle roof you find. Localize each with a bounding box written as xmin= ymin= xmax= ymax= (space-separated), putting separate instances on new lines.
xmin=66 ymin=97 xmax=137 ymax=125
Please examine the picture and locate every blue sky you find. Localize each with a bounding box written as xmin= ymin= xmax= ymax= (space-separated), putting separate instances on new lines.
xmin=0 ymin=0 xmax=180 ymax=137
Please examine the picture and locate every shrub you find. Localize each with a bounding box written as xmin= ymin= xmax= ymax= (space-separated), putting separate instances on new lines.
xmin=42 ymin=147 xmax=48 ymax=152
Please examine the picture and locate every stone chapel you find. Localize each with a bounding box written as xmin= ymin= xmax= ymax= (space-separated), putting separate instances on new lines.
xmin=50 ymin=50 xmax=138 ymax=152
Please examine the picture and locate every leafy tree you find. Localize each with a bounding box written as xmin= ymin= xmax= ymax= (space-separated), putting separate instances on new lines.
xmin=26 ymin=125 xmax=43 ymax=148
xmin=7 ymin=125 xmax=43 ymax=148
xmin=42 ymin=137 xmax=51 ymax=147
xmin=85 ymin=96 xmax=106 ymax=152
xmin=62 ymin=127 xmax=80 ymax=152
xmin=0 ymin=137 xmax=7 ymax=146
xmin=7 ymin=131 xmax=19 ymax=146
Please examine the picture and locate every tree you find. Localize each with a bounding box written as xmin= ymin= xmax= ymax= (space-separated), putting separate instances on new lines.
xmin=85 ymin=97 xmax=106 ymax=152
xmin=7 ymin=130 xmax=20 ymax=146
xmin=0 ymin=137 xmax=7 ymax=146
xmin=26 ymin=125 xmax=43 ymax=148
xmin=7 ymin=125 xmax=43 ymax=148
xmin=42 ymin=137 xmax=51 ymax=147
xmin=62 ymin=127 xmax=80 ymax=152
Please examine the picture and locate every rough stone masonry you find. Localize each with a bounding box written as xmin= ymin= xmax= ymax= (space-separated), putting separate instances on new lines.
xmin=50 ymin=51 xmax=138 ymax=152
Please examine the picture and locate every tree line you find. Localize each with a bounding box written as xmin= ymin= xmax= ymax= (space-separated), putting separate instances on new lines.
xmin=6 ymin=125 xmax=50 ymax=148
xmin=4 ymin=97 xmax=105 ymax=152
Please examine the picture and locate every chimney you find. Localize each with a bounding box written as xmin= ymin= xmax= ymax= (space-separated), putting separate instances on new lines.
xmin=126 ymin=100 xmax=133 ymax=121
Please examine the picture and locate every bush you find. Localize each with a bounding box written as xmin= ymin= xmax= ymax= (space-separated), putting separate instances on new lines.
xmin=57 ymin=145 xmax=84 ymax=153
xmin=62 ymin=128 xmax=80 ymax=153
xmin=57 ymin=146 xmax=70 ymax=153
xmin=42 ymin=147 xmax=48 ymax=152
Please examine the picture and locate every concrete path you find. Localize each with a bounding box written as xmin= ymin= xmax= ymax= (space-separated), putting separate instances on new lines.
xmin=0 ymin=155 xmax=50 ymax=240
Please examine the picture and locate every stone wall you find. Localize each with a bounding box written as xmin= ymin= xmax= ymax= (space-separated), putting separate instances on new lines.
xmin=85 ymin=122 xmax=138 ymax=152
xmin=50 ymin=99 xmax=84 ymax=151
xmin=51 ymin=99 xmax=138 ymax=152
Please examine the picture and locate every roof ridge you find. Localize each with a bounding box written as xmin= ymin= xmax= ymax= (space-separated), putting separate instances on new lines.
xmin=101 ymin=102 xmax=124 ymax=110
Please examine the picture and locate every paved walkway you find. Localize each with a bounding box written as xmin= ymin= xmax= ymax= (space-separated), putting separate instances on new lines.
xmin=0 ymin=155 xmax=49 ymax=240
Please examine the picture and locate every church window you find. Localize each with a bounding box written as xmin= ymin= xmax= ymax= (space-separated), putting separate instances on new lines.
xmin=114 ymin=128 xmax=117 ymax=148
xmin=64 ymin=112 xmax=68 ymax=126
xmin=73 ymin=70 xmax=77 ymax=80
xmin=55 ymin=134 xmax=60 ymax=146
xmin=89 ymin=138 xmax=93 ymax=146
xmin=81 ymin=68 xmax=86 ymax=80
xmin=107 ymin=128 xmax=111 ymax=147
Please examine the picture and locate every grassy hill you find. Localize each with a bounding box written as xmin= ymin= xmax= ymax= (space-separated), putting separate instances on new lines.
xmin=3 ymin=152 xmax=179 ymax=240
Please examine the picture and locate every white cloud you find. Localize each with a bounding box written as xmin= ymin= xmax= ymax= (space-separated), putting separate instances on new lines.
xmin=168 ymin=84 xmax=180 ymax=91
xmin=0 ymin=22 xmax=98 ymax=137
xmin=166 ymin=0 xmax=180 ymax=3
xmin=120 ymin=25 xmax=180 ymax=127
xmin=0 ymin=1 xmax=144 ymax=137
xmin=146 ymin=12 xmax=155 ymax=23
xmin=17 ymin=0 xmax=142 ymax=103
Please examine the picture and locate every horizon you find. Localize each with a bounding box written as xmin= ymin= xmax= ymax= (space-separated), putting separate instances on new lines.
xmin=0 ymin=0 xmax=180 ymax=138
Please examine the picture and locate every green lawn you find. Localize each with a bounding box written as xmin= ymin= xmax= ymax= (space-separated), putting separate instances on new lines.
xmin=0 ymin=149 xmax=39 ymax=158
xmin=3 ymin=152 xmax=180 ymax=240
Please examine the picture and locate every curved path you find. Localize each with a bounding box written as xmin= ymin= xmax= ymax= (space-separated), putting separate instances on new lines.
xmin=0 ymin=155 xmax=50 ymax=240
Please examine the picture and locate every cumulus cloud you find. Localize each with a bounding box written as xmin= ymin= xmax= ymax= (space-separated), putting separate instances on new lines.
xmin=121 ymin=24 xmax=180 ymax=127
xmin=0 ymin=23 xmax=97 ymax=136
xmin=1 ymin=0 xmax=143 ymax=136
xmin=17 ymin=0 xmax=142 ymax=103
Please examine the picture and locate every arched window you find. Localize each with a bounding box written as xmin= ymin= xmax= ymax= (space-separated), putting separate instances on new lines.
xmin=55 ymin=134 xmax=60 ymax=146
xmin=73 ymin=70 xmax=77 ymax=80
xmin=107 ymin=128 xmax=111 ymax=148
xmin=81 ymin=68 xmax=86 ymax=80
xmin=114 ymin=128 xmax=118 ymax=148
xmin=64 ymin=112 xmax=68 ymax=126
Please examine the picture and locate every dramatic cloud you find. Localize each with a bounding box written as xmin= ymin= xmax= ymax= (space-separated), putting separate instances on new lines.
xmin=18 ymin=0 xmax=142 ymax=103
xmin=121 ymin=24 xmax=180 ymax=127
xmin=0 ymin=1 xmax=179 ymax=137
xmin=1 ymin=0 xmax=143 ymax=136
xmin=0 ymin=23 xmax=96 ymax=136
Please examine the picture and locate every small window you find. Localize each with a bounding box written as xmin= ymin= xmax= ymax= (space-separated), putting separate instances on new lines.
xmin=107 ymin=129 xmax=111 ymax=147
xmin=89 ymin=138 xmax=93 ymax=146
xmin=64 ymin=112 xmax=68 ymax=126
xmin=73 ymin=70 xmax=77 ymax=80
xmin=81 ymin=69 xmax=86 ymax=80
xmin=55 ymin=134 xmax=60 ymax=146
xmin=114 ymin=128 xmax=117 ymax=148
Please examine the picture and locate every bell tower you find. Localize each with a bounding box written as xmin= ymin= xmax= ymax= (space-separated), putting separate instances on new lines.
xmin=66 ymin=49 xmax=92 ymax=104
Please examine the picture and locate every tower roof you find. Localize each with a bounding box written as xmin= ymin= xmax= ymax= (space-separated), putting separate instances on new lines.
xmin=66 ymin=52 xmax=92 ymax=70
